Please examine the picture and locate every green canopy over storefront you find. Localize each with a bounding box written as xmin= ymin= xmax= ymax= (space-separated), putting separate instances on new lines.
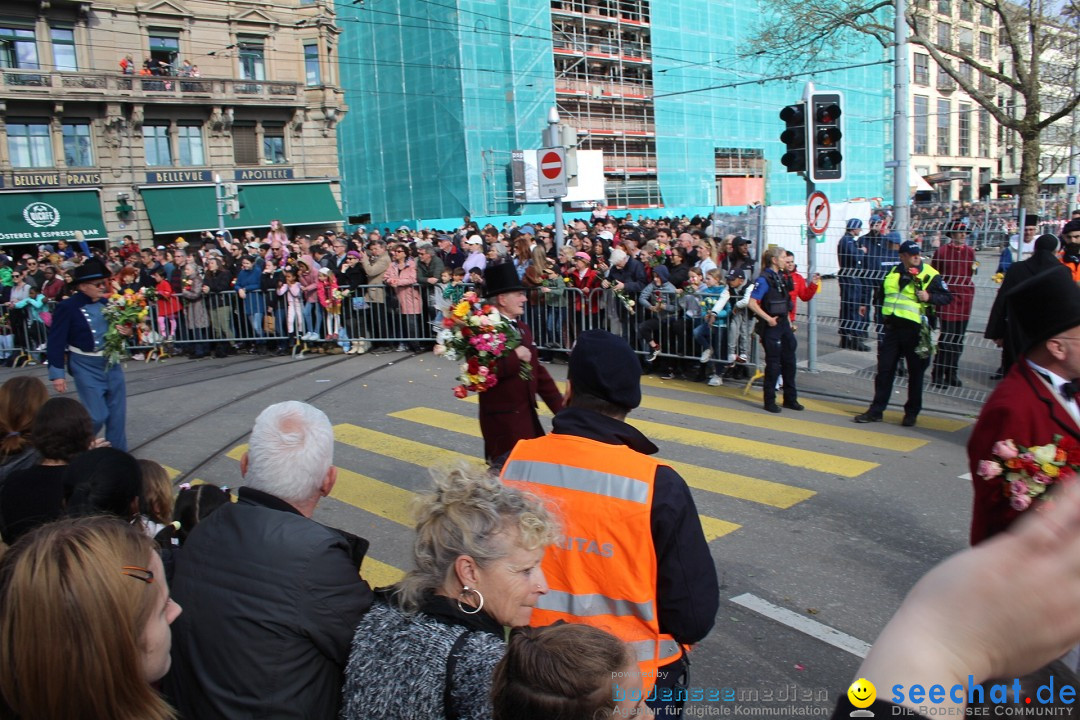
xmin=140 ymin=182 xmax=341 ymax=235
xmin=0 ymin=190 xmax=107 ymax=246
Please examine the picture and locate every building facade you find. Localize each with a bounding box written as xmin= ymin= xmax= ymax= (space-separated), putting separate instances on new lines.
xmin=0 ymin=0 xmax=347 ymax=249
xmin=908 ymin=0 xmax=1001 ymax=203
xmin=337 ymin=0 xmax=892 ymax=228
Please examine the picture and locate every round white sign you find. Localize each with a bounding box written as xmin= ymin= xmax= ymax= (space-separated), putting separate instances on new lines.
xmin=23 ymin=202 xmax=61 ymax=229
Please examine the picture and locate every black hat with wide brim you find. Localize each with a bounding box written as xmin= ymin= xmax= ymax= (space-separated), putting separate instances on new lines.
xmin=483 ymin=262 xmax=526 ymax=298
xmin=70 ymin=258 xmax=111 ymax=284
xmin=1006 ymin=265 xmax=1080 ymax=354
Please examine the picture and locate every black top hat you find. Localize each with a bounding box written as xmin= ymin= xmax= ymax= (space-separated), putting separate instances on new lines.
xmin=71 ymin=258 xmax=111 ymax=284
xmin=1024 ymin=214 xmax=1040 ymax=227
xmin=483 ymin=262 xmax=526 ymax=298
xmin=945 ymin=220 xmax=969 ymax=235
xmin=1006 ymin=265 xmax=1080 ymax=354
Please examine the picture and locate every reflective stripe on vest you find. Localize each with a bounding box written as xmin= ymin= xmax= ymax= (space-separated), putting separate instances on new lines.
xmin=537 ymin=590 xmax=655 ymax=622
xmin=502 ymin=460 xmax=650 ymax=504
xmin=501 ymin=433 xmax=682 ymax=694
xmin=882 ymin=264 xmax=939 ymax=324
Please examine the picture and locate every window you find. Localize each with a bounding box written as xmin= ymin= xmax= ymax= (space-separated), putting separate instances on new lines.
xmin=62 ymin=122 xmax=93 ymax=166
xmin=937 ymin=98 xmax=951 ymax=155
xmin=980 ymin=4 xmax=993 ymax=25
xmin=914 ymin=53 xmax=930 ymax=85
xmin=958 ymin=103 xmax=971 ymax=156
xmin=263 ymin=124 xmax=286 ymax=164
xmin=937 ymin=65 xmax=956 ymax=90
xmin=232 ymin=123 xmax=258 ymax=165
xmin=177 ymin=124 xmax=204 ymax=166
xmin=304 ymin=43 xmax=320 ymax=86
xmin=914 ymin=96 xmax=929 ymax=154
xmin=979 ymin=31 xmax=992 ymax=59
xmin=979 ymin=109 xmax=991 ymax=157
xmin=958 ymin=27 xmax=973 ymax=54
xmin=937 ymin=0 xmax=951 ymax=14
xmin=149 ymin=29 xmax=179 ymax=72
xmin=51 ymin=27 xmax=76 ymax=71
xmin=144 ymin=124 xmax=172 ymax=166
xmin=7 ymin=122 xmax=52 ymax=167
xmin=937 ymin=21 xmax=951 ymax=49
xmin=958 ymin=62 xmax=973 ymax=85
xmin=0 ymin=27 xmax=39 ymax=69
xmin=238 ymin=36 xmax=265 ymax=81
xmin=959 ymin=0 xmax=972 ymax=21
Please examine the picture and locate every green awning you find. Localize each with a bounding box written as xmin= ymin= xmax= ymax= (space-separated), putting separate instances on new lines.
xmin=141 ymin=182 xmax=341 ymax=235
xmin=0 ymin=190 xmax=107 ymax=245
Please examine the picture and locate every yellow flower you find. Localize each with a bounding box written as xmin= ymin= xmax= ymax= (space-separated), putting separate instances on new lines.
xmin=124 ymin=288 xmax=134 ymax=295
xmin=453 ymin=301 xmax=470 ymax=318
xmin=1042 ymin=463 xmax=1060 ymax=478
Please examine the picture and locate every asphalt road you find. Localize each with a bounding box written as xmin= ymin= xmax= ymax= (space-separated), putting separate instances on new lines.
xmin=4 ymin=347 xmax=977 ymax=715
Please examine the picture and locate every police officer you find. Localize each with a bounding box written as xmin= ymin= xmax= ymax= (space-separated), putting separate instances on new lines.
xmin=854 ymin=240 xmax=952 ymax=427
xmin=865 ymin=230 xmax=902 ymax=339
xmin=748 ymin=247 xmax=803 ymax=413
xmin=838 ymin=218 xmax=870 ymax=350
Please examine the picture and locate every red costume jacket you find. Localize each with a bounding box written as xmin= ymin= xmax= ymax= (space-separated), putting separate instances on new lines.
xmin=968 ymin=360 xmax=1080 ymax=545
xmin=932 ymin=243 xmax=976 ymax=322
xmin=478 ymin=320 xmax=564 ymax=465
xmin=787 ymin=271 xmax=819 ymax=323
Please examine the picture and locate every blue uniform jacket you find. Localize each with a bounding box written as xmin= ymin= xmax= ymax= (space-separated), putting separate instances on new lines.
xmin=46 ymin=292 xmax=106 ymax=378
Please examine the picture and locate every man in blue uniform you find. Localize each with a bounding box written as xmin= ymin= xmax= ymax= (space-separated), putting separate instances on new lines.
xmin=46 ymin=258 xmax=129 ymax=450
xmin=854 ymin=240 xmax=952 ymax=427
xmin=837 ymin=218 xmax=870 ymax=351
xmin=748 ymin=247 xmax=803 ymax=413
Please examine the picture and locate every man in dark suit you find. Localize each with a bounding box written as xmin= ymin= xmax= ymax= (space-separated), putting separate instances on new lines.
xmin=985 ymin=233 xmax=1061 ymax=373
xmin=969 ymin=265 xmax=1080 ymax=545
xmin=478 ymin=263 xmax=564 ymax=466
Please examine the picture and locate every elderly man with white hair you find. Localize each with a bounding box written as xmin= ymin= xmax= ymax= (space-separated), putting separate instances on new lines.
xmin=164 ymin=401 xmax=374 ymax=720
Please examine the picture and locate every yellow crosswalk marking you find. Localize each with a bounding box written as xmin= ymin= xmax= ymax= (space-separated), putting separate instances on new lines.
xmin=331 ymin=468 xmax=416 ymax=528
xmin=383 ymin=409 xmax=813 ymax=509
xmin=639 ymin=375 xmax=971 ymax=432
xmin=697 ymin=516 xmax=741 ymax=542
xmin=362 ymin=557 xmax=406 ymax=589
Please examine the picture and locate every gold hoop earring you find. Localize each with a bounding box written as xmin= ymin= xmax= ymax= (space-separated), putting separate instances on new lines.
xmin=457 ymin=585 xmax=484 ymax=615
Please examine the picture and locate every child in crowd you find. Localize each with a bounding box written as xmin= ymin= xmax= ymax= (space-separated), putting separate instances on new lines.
xmin=316 ymin=267 xmax=341 ymax=341
xmin=433 ymin=269 xmax=453 ymax=327
xmin=468 ymin=267 xmax=484 ymax=295
xmin=14 ymin=286 xmax=47 ymax=359
xmin=695 ymin=268 xmax=730 ymax=386
xmin=443 ymin=267 xmax=468 ymax=309
xmin=724 ymin=268 xmax=752 ymax=379
xmin=277 ymin=268 xmax=305 ymax=343
xmin=151 ymin=266 xmax=180 ymax=342
xmin=173 ymin=482 xmax=230 ymax=546
xmin=137 ymin=458 xmax=177 ymax=544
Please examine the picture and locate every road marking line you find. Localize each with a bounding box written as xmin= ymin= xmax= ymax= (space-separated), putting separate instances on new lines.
xmin=959 ymin=472 xmax=972 ymax=481
xmin=362 ymin=556 xmax=406 ymax=589
xmin=730 ymin=592 xmax=871 ymax=658
xmin=639 ymin=376 xmax=971 ymax=432
xmin=337 ymin=420 xmax=740 ymax=540
xmin=385 ymin=408 xmax=812 ymax=510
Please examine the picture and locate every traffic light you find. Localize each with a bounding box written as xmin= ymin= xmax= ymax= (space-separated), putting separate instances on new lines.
xmin=779 ymin=103 xmax=807 ymax=174
xmin=809 ymin=91 xmax=844 ymax=183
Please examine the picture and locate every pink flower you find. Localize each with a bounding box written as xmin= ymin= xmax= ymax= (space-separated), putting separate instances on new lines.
xmin=993 ymin=440 xmax=1019 ymax=460
xmin=1011 ymin=479 xmax=1029 ymax=497
xmin=433 ymin=344 xmax=445 ymax=357
xmin=1010 ymin=493 xmax=1032 ymax=512
xmin=977 ymin=460 xmax=1003 ymax=479
xmin=485 ymin=374 xmax=498 ymax=387
xmin=478 ymin=366 xmax=489 ymax=376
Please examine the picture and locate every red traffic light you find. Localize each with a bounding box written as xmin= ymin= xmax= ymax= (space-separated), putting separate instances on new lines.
xmin=815 ymin=103 xmax=841 ymax=124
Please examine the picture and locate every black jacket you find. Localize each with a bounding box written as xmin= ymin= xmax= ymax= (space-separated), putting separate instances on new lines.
xmin=163 ymin=487 xmax=374 ymax=719
xmin=550 ymin=407 xmax=720 ymax=645
xmin=608 ymin=257 xmax=648 ymax=297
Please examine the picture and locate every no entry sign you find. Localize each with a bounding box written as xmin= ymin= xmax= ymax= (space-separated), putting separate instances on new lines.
xmin=537 ymin=147 xmax=567 ymax=199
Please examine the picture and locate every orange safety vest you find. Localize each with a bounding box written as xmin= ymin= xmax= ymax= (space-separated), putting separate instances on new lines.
xmin=501 ymin=433 xmax=682 ymax=695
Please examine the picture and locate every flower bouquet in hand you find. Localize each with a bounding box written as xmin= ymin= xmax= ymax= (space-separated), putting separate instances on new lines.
xmin=328 ymin=288 xmax=350 ymax=315
xmin=433 ymin=290 xmax=530 ymax=397
xmin=102 ymin=288 xmax=150 ymax=367
xmin=978 ymin=435 xmax=1080 ymax=512
xmin=611 ymin=285 xmax=636 ymax=315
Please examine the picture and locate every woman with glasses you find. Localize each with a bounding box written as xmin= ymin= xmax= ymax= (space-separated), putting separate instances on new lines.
xmin=0 ymin=516 xmax=182 ymax=720
xmin=45 ymin=259 xmax=131 ymax=451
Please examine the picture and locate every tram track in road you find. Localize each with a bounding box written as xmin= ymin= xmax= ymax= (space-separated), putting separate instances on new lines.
xmin=123 ymin=354 xmax=281 ymax=398
xmin=130 ymin=351 xmax=422 ymax=485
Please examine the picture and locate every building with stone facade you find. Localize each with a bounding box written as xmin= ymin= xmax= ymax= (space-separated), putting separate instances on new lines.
xmin=0 ymin=0 xmax=346 ymax=250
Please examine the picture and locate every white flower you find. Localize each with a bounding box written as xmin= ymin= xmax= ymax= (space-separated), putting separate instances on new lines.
xmin=488 ymin=313 xmax=501 ymax=326
xmin=1031 ymin=444 xmax=1057 ymax=465
xmin=469 ymin=316 xmax=482 ymax=327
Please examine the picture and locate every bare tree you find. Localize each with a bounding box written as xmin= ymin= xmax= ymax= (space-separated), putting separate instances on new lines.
xmin=749 ymin=0 xmax=1080 ymax=212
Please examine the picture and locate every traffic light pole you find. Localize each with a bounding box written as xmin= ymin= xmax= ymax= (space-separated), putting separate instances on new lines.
xmin=892 ymin=0 xmax=911 ymax=241
xmin=545 ymin=108 xmax=566 ymax=250
xmin=805 ymin=175 xmax=818 ymax=373
xmin=215 ymin=173 xmax=226 ymax=236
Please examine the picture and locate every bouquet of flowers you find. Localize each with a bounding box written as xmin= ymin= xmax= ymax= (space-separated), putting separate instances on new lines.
xmin=102 ymin=289 xmax=151 ymax=367
xmin=329 ymin=288 xmax=350 ymax=314
xmin=612 ymin=286 xmax=636 ymax=315
xmin=978 ymin=435 xmax=1080 ymax=511
xmin=433 ymin=290 xmax=531 ymax=397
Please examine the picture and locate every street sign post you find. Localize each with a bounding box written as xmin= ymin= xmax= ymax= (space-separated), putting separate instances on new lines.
xmin=1067 ymin=175 xmax=1078 ymax=188
xmin=806 ymin=191 xmax=830 ymax=235
xmin=537 ymin=147 xmax=567 ymax=199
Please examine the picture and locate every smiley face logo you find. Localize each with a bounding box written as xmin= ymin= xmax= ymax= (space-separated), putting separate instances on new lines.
xmin=847 ymin=678 xmax=876 ymax=709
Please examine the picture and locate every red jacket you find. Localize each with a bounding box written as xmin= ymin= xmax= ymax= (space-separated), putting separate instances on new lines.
xmin=787 ymin=271 xmax=818 ymax=322
xmin=932 ymin=242 xmax=976 ymax=321
xmin=968 ymin=360 xmax=1080 ymax=545
xmin=156 ymin=279 xmax=181 ymax=317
